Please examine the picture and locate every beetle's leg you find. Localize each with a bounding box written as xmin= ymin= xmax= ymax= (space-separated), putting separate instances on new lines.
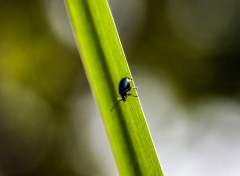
xmin=128 ymin=78 xmax=137 ymax=89
xmin=127 ymin=93 xmax=138 ymax=97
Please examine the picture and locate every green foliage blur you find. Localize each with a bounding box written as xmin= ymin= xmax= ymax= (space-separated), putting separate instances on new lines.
xmin=0 ymin=1 xmax=88 ymax=176
xmin=0 ymin=0 xmax=240 ymax=176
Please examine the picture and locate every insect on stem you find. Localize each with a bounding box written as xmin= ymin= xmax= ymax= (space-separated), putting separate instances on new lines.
xmin=111 ymin=77 xmax=138 ymax=112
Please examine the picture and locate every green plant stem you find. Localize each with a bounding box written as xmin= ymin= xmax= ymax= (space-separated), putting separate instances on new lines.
xmin=65 ymin=0 xmax=164 ymax=175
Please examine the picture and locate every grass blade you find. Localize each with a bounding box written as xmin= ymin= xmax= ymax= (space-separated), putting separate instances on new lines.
xmin=65 ymin=0 xmax=164 ymax=175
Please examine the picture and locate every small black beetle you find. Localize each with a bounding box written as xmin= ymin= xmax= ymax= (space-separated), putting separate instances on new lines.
xmin=111 ymin=77 xmax=138 ymax=112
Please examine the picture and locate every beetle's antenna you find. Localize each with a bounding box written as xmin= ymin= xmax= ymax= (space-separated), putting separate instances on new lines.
xmin=111 ymin=99 xmax=123 ymax=112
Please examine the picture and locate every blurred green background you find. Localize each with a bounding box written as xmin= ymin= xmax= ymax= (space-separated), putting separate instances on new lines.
xmin=0 ymin=0 xmax=240 ymax=176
